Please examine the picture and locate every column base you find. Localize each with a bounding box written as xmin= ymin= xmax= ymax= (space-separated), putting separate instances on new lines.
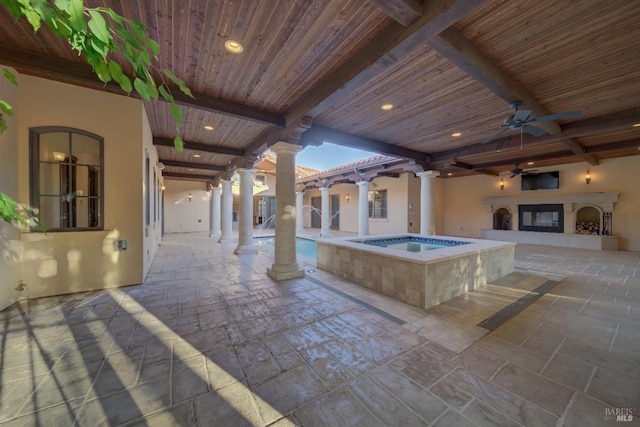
xmin=218 ymin=235 xmax=235 ymax=243
xmin=209 ymin=232 xmax=221 ymax=238
xmin=267 ymin=265 xmax=305 ymax=281
xmin=234 ymin=244 xmax=258 ymax=255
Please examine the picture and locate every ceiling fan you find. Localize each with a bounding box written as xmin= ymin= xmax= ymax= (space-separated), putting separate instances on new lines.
xmin=508 ymin=163 xmax=538 ymax=178
xmin=482 ymin=101 xmax=582 ymax=144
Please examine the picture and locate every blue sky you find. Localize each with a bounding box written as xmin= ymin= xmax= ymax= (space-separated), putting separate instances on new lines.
xmin=295 ymin=142 xmax=378 ymax=170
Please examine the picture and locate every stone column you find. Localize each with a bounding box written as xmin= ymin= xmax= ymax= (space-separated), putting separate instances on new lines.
xmin=320 ymin=187 xmax=331 ymax=237
xmin=356 ymin=181 xmax=369 ymax=236
xmin=267 ymin=142 xmax=305 ymax=281
xmin=209 ymin=185 xmax=221 ymax=238
xmin=218 ymin=179 xmax=234 ymax=243
xmin=235 ymin=168 xmax=257 ymax=254
xmin=296 ymin=191 xmax=305 ymax=235
xmin=417 ymin=171 xmax=440 ymax=235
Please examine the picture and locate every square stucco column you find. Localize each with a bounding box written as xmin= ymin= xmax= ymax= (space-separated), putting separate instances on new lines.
xmin=235 ymin=168 xmax=258 ymax=254
xmin=417 ymin=170 xmax=440 ymax=235
xmin=267 ymin=142 xmax=305 ymax=281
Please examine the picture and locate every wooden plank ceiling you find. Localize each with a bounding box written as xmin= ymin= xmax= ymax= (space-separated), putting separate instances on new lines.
xmin=1 ymin=0 xmax=639 ymax=183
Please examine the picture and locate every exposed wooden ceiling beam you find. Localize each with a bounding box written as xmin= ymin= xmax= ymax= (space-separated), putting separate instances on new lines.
xmin=427 ymin=27 xmax=560 ymax=135
xmin=427 ymin=27 xmax=599 ymax=165
xmin=153 ymin=137 xmax=244 ymax=157
xmin=429 ymin=108 xmax=640 ymax=164
xmin=162 ymin=172 xmax=218 ymax=182
xmin=368 ymin=0 xmax=422 ymax=26
xmin=448 ymin=158 xmax=499 ymax=176
xmin=160 ymin=160 xmax=226 ymax=171
xmin=283 ymin=0 xmax=489 ymax=136
xmin=299 ymin=124 xmax=430 ymax=169
xmin=0 ymin=45 xmax=284 ymax=125
xmin=586 ymin=139 xmax=640 ymax=154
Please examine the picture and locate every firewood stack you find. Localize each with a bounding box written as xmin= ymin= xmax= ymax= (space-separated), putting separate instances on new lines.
xmin=576 ymin=221 xmax=600 ymax=235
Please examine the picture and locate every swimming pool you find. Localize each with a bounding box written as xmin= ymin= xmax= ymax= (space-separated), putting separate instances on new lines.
xmin=256 ymin=236 xmax=317 ymax=258
xmin=351 ymin=236 xmax=470 ymax=252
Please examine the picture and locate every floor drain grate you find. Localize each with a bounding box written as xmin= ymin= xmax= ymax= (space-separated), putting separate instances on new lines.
xmin=477 ymin=279 xmax=561 ymax=331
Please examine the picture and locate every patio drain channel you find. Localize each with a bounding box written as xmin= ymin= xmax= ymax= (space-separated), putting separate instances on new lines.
xmin=304 ymin=275 xmax=405 ymax=325
xmin=477 ymin=279 xmax=561 ymax=331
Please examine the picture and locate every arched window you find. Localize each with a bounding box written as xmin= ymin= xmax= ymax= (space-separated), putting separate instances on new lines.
xmin=30 ymin=127 xmax=104 ymax=231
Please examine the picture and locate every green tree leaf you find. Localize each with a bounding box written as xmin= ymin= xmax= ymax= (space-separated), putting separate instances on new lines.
xmin=169 ymin=102 xmax=183 ymax=123
xmin=158 ymin=84 xmax=173 ymax=102
xmin=133 ymin=77 xmax=151 ymax=100
xmin=87 ymin=10 xmax=110 ymax=44
xmin=67 ymin=0 xmax=86 ymax=31
xmin=0 ymin=100 xmax=14 ymax=116
xmin=173 ymin=133 xmax=184 ymax=153
xmin=3 ymin=67 xmax=17 ymax=85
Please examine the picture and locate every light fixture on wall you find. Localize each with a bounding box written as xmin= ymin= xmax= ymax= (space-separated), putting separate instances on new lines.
xmin=585 ymin=170 xmax=591 ymax=184
xmin=345 ymin=194 xmax=350 ymax=202
xmin=500 ymin=178 xmax=505 ymax=191
xmin=188 ymin=193 xmax=192 ymax=202
xmin=52 ymin=151 xmax=66 ymax=161
xmin=161 ymin=184 xmax=166 ymax=191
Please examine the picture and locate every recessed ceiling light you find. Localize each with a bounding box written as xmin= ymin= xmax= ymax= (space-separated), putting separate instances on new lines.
xmin=225 ymin=40 xmax=244 ymax=53
xmin=204 ymin=125 xmax=214 ymax=131
xmin=447 ymin=172 xmax=453 ymax=176
xmin=381 ymin=104 xmax=393 ymax=111
xmin=527 ymin=161 xmax=534 ymax=165
xmin=633 ymin=123 xmax=640 ymax=127
xmin=451 ymin=132 xmax=462 ymax=137
xmin=188 ymin=168 xmax=194 ymax=171
xmin=193 ymin=154 xmax=201 ymax=158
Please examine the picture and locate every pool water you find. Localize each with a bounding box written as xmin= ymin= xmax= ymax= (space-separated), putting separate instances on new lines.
xmin=352 ymin=236 xmax=469 ymax=252
xmin=256 ymin=237 xmax=317 ymax=258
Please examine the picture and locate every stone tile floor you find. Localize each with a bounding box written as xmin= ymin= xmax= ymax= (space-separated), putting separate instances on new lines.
xmin=0 ymin=233 xmax=638 ymax=426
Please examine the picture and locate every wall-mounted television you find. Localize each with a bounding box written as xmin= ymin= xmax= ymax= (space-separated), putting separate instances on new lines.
xmin=521 ymin=171 xmax=559 ymax=191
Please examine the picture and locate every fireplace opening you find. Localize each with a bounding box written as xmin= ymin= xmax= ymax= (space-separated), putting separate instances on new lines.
xmin=576 ymin=206 xmax=600 ymax=235
xmin=519 ymin=204 xmax=564 ymax=233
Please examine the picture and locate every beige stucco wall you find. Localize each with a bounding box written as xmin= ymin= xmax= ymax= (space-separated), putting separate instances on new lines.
xmin=142 ymin=109 xmax=163 ymax=277
xmin=0 ymin=67 xmax=22 ymax=310
xmin=164 ymin=179 xmax=211 ymax=233
xmin=440 ymin=156 xmax=640 ymax=251
xmin=9 ymin=74 xmax=156 ymax=299
xmin=368 ymin=174 xmax=411 ymax=235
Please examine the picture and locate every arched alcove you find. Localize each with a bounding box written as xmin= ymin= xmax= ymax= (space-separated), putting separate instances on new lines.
xmin=493 ymin=207 xmax=512 ymax=230
xmin=575 ymin=205 xmax=601 ymax=235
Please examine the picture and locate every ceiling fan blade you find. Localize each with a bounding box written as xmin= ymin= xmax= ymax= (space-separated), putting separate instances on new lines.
xmin=512 ymin=109 xmax=532 ymax=122
xmin=522 ymin=125 xmax=547 ymax=137
xmin=510 ymin=173 xmax=517 ymax=178
xmin=529 ymin=109 xmax=582 ymax=123
xmin=481 ymin=127 xmax=509 ymax=144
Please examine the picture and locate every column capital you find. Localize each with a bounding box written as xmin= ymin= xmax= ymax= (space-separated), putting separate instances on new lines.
xmin=356 ymin=181 xmax=369 ymax=187
xmin=319 ymin=187 xmax=330 ymax=192
xmin=236 ymin=168 xmax=257 ymax=176
xmin=417 ymin=170 xmax=440 ymax=178
xmin=271 ymin=141 xmax=303 ymax=156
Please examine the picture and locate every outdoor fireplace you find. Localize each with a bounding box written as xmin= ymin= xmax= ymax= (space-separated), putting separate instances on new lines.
xmin=518 ymin=204 xmax=564 ymax=233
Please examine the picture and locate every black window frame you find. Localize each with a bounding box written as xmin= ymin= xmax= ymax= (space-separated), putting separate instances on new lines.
xmin=29 ymin=126 xmax=104 ymax=232
xmin=368 ymin=189 xmax=388 ymax=219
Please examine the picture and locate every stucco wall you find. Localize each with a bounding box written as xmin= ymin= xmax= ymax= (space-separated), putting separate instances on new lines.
xmin=368 ymin=174 xmax=410 ymax=235
xmin=14 ymin=75 xmax=151 ymax=298
xmin=440 ymin=156 xmax=640 ymax=251
xmin=0 ymin=67 xmax=22 ymax=310
xmin=163 ymin=179 xmax=210 ymax=233
xmin=142 ymin=109 xmax=163 ymax=278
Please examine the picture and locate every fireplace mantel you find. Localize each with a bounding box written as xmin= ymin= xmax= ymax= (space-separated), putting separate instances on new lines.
xmin=482 ymin=192 xmax=620 ymax=250
xmin=483 ymin=192 xmax=619 ymax=213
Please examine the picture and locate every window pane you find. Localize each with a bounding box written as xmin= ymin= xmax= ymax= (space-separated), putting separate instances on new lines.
xmin=39 ymin=162 xmax=61 ymax=195
xmin=72 ymin=133 xmax=101 ymax=165
xmin=39 ymin=132 xmax=69 ymax=162
xmin=39 ymin=196 xmax=62 ymax=229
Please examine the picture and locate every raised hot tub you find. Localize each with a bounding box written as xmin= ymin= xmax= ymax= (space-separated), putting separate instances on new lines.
xmin=316 ymin=233 xmax=515 ymax=310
